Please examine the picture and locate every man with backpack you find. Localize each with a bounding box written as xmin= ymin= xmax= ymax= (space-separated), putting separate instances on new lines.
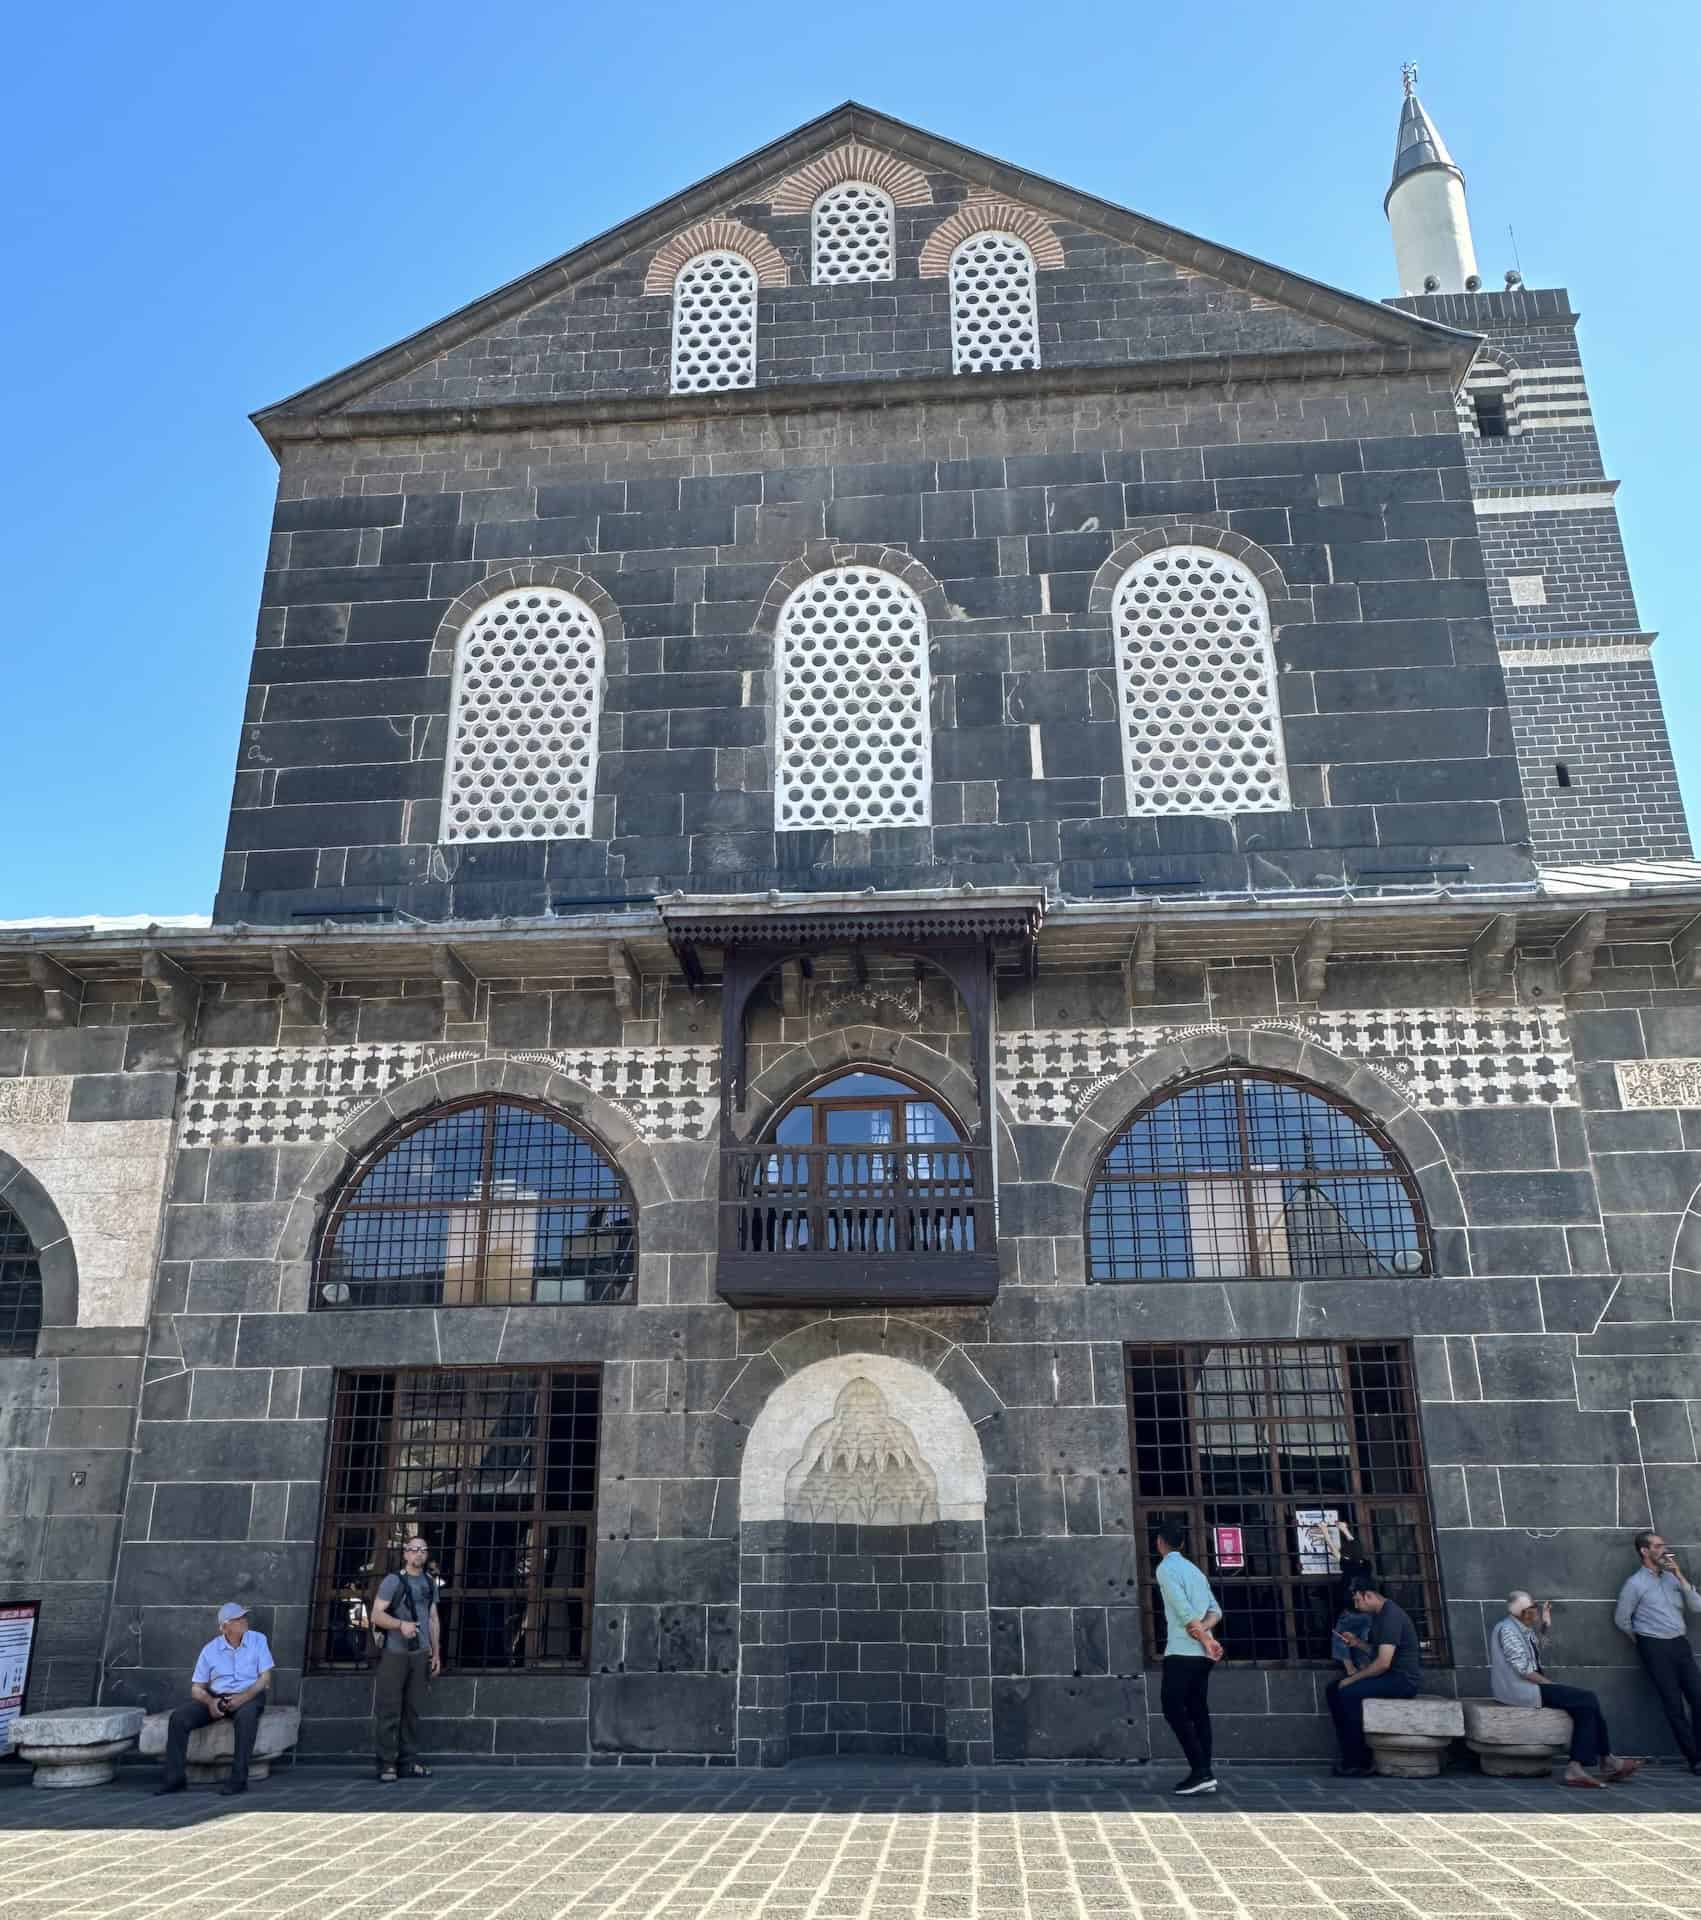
xmin=371 ymin=1535 xmax=440 ymax=1782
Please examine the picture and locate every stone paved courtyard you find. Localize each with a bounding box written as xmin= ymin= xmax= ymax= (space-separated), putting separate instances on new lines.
xmin=4 ymin=1765 xmax=1701 ymax=1918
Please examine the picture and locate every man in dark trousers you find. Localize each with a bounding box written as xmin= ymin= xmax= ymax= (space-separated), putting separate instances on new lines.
xmin=1153 ymin=1525 xmax=1224 ymax=1796
xmin=154 ymin=1601 xmax=273 ymax=1798
xmin=371 ymin=1535 xmax=440 ymax=1782
xmin=1615 ymin=1529 xmax=1701 ymax=1772
xmin=1327 ymin=1577 xmax=1421 ymax=1776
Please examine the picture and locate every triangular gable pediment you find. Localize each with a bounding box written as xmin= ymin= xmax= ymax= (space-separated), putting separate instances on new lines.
xmin=254 ymin=102 xmax=1476 ymax=439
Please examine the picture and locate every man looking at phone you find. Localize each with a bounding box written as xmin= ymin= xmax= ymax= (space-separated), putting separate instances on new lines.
xmin=1616 ymin=1530 xmax=1701 ymax=1771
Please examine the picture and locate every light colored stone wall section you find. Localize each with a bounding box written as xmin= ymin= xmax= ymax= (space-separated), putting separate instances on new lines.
xmin=741 ymin=1354 xmax=987 ymax=1523
xmin=0 ymin=1083 xmax=172 ymax=1326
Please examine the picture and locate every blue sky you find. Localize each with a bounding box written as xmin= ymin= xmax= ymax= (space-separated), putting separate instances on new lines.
xmin=2 ymin=0 xmax=1695 ymax=917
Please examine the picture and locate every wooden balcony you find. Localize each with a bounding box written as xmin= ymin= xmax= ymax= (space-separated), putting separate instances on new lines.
xmin=715 ymin=1142 xmax=998 ymax=1308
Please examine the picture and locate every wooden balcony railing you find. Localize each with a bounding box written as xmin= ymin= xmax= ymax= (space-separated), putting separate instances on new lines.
xmin=715 ymin=1142 xmax=999 ymax=1307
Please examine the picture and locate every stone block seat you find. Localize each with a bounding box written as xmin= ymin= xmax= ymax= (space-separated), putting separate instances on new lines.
xmin=138 ymin=1706 xmax=301 ymax=1783
xmin=1460 ymin=1698 xmax=1574 ymax=1776
xmin=9 ymin=1707 xmax=145 ymax=1788
xmin=1361 ymin=1697 xmax=1464 ymax=1777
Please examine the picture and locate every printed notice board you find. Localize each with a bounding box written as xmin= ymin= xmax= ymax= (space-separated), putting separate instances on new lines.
xmin=0 ymin=1603 xmax=40 ymax=1747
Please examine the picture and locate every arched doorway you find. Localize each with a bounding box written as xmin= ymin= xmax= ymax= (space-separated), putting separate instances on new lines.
xmin=737 ymin=1352 xmax=990 ymax=1765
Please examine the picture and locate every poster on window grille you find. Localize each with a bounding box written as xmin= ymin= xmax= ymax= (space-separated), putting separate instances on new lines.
xmin=1211 ymin=1526 xmax=1245 ymax=1570
xmin=1296 ymin=1510 xmax=1343 ymax=1575
xmin=0 ymin=1603 xmax=40 ymax=1748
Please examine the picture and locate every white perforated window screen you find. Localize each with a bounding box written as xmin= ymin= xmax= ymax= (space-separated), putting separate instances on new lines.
xmin=671 ymin=250 xmax=758 ymax=393
xmin=1113 ymin=546 xmax=1290 ymax=817
xmin=441 ymin=588 xmax=606 ymax=843
xmin=949 ymin=231 xmax=1040 ymax=374
xmin=812 ymin=182 xmax=895 ymax=283
xmin=776 ymin=567 xmax=932 ymax=831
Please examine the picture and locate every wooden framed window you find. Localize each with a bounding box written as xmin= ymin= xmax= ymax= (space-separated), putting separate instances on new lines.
xmin=316 ymin=1096 xmax=635 ymax=1310
xmin=310 ymin=1366 xmax=600 ymax=1673
xmin=1126 ymin=1339 xmax=1448 ymax=1667
xmin=1089 ymin=1071 xmax=1430 ymax=1281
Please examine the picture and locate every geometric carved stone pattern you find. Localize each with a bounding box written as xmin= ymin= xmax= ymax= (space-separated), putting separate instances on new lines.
xmin=811 ymin=182 xmax=895 ymax=284
xmin=440 ymin=588 xmax=606 ymax=844
xmin=670 ymin=250 xmax=758 ymax=394
xmin=1113 ymin=546 xmax=1290 ymax=817
xmin=996 ymin=1005 xmax=1578 ymax=1124
xmin=0 ymin=1077 xmax=72 ymax=1126
xmin=948 ymin=231 xmax=1041 ymax=375
xmin=784 ymin=1378 xmax=940 ymax=1526
xmin=183 ymin=1043 xmax=720 ymax=1147
xmin=775 ymin=567 xmax=932 ymax=830
xmin=1614 ymin=1060 xmax=1701 ymax=1109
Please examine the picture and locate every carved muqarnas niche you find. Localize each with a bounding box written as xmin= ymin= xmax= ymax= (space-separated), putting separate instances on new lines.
xmin=784 ymin=1378 xmax=939 ymax=1526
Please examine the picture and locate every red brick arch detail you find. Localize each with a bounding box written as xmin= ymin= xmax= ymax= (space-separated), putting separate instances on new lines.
xmin=1087 ymin=525 xmax=1290 ymax=616
xmin=768 ymin=143 xmax=933 ymax=214
xmin=917 ymin=201 xmax=1066 ymax=278
xmin=643 ymin=220 xmax=789 ymax=296
xmin=754 ymin=543 xmax=952 ymax=638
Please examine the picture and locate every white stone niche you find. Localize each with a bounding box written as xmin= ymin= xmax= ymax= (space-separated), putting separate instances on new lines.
xmin=739 ymin=1353 xmax=986 ymax=1524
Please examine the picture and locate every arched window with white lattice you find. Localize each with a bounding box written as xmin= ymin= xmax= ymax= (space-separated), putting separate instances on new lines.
xmin=949 ymin=230 xmax=1040 ymax=374
xmin=812 ymin=182 xmax=895 ymax=283
xmin=775 ymin=566 xmax=931 ymax=830
xmin=1112 ymin=545 xmax=1290 ymax=817
xmin=440 ymin=586 xmax=606 ymax=843
xmin=671 ymin=250 xmax=758 ymax=393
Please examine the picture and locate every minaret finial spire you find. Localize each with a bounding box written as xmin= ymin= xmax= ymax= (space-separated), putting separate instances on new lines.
xmin=1402 ymin=60 xmax=1418 ymax=99
xmin=1385 ymin=70 xmax=1480 ymax=294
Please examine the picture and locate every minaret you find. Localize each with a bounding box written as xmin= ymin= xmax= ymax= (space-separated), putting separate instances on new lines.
xmin=1385 ymin=63 xmax=1480 ymax=295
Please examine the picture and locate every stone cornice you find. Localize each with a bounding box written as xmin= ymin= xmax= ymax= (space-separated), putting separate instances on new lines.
xmin=256 ymin=344 xmax=1474 ymax=451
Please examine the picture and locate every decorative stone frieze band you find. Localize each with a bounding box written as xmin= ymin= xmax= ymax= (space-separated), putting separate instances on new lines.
xmin=996 ymin=1006 xmax=1576 ymax=1124
xmin=183 ymin=1044 xmax=721 ymax=1147
xmin=1614 ymin=1060 xmax=1701 ymax=1110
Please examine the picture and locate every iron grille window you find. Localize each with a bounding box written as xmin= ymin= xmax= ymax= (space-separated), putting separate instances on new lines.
xmin=316 ymin=1097 xmax=635 ymax=1310
xmin=1127 ymin=1340 xmax=1447 ymax=1667
xmin=311 ymin=1366 xmax=600 ymax=1672
xmin=1088 ymin=1072 xmax=1429 ymax=1281
xmin=0 ymin=1201 xmax=43 ymax=1356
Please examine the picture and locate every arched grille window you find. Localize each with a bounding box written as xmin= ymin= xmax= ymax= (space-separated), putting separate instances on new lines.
xmin=775 ymin=566 xmax=931 ymax=830
xmin=739 ymin=1071 xmax=980 ymax=1255
xmin=812 ymin=182 xmax=895 ymax=283
xmin=317 ymin=1098 xmax=635 ymax=1310
xmin=1112 ymin=545 xmax=1290 ymax=817
xmin=0 ymin=1200 xmax=43 ymax=1355
xmin=949 ymin=231 xmax=1040 ymax=373
xmin=1089 ymin=1073 xmax=1429 ymax=1282
xmin=441 ymin=587 xmax=606 ymax=844
xmin=671 ymin=249 xmax=758 ymax=392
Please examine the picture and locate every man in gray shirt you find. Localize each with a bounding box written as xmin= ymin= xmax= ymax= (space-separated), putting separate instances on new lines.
xmin=1615 ymin=1529 xmax=1701 ymax=1772
xmin=371 ymin=1534 xmax=440 ymax=1783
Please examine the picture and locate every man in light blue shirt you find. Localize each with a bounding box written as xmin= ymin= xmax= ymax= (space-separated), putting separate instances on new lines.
xmin=154 ymin=1601 xmax=273 ymax=1798
xmin=1153 ymin=1526 xmax=1223 ymax=1796
xmin=1616 ymin=1530 xmax=1701 ymax=1772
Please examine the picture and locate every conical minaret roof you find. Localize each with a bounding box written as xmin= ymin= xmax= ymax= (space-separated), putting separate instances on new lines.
xmin=1385 ymin=67 xmax=1464 ymax=213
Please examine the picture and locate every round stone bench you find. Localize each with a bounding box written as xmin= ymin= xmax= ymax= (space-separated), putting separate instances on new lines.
xmin=1362 ymin=1696 xmax=1464 ymax=1777
xmin=8 ymin=1707 xmax=145 ymax=1788
xmin=1460 ymin=1698 xmax=1574 ymax=1776
xmin=138 ymin=1706 xmax=302 ymax=1784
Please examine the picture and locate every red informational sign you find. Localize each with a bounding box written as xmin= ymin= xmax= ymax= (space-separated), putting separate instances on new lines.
xmin=0 ymin=1602 xmax=40 ymax=1748
xmin=1212 ymin=1525 xmax=1245 ymax=1570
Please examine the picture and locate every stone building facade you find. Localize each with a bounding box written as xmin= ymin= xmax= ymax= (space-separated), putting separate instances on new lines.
xmin=3 ymin=93 xmax=1700 ymax=1768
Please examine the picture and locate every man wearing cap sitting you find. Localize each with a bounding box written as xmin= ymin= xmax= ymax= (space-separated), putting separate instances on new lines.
xmin=154 ymin=1601 xmax=274 ymax=1798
